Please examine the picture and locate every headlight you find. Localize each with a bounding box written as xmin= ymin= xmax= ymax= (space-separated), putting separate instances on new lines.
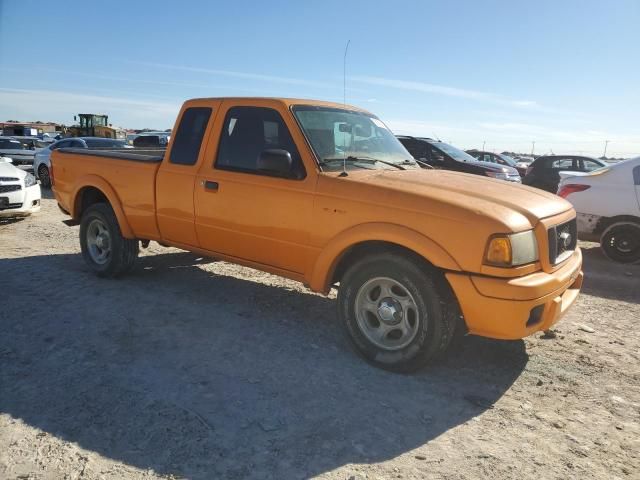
xmin=486 ymin=172 xmax=509 ymax=180
xmin=24 ymin=173 xmax=37 ymax=188
xmin=485 ymin=230 xmax=539 ymax=267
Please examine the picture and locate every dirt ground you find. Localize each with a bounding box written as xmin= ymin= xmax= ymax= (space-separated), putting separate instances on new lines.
xmin=1 ymin=192 xmax=639 ymax=480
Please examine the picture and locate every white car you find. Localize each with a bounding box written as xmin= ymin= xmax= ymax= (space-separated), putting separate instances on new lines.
xmin=558 ymin=156 xmax=640 ymax=263
xmin=0 ymin=157 xmax=41 ymax=218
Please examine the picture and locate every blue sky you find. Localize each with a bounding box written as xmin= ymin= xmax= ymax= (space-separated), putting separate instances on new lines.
xmin=1 ymin=0 xmax=638 ymax=156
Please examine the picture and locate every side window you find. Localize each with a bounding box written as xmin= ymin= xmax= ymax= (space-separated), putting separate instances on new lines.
xmin=583 ymin=159 xmax=602 ymax=172
xmin=70 ymin=140 xmax=84 ymax=148
xmin=550 ymin=158 xmax=574 ymax=169
xmin=1 ymin=140 xmax=22 ymax=150
xmin=430 ymin=147 xmax=445 ymax=163
xmin=633 ymin=166 xmax=640 ymax=186
xmin=55 ymin=140 xmax=71 ymax=149
xmin=169 ymin=107 xmax=212 ymax=166
xmin=404 ymin=140 xmax=428 ymax=159
xmin=215 ymin=106 xmax=304 ymax=179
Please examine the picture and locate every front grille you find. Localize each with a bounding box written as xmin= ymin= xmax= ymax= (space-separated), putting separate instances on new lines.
xmin=0 ymin=202 xmax=23 ymax=210
xmin=548 ymin=218 xmax=577 ymax=264
xmin=0 ymin=184 xmax=21 ymax=193
xmin=0 ymin=177 xmax=19 ymax=181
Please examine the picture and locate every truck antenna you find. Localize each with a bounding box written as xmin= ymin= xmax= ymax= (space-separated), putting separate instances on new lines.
xmin=340 ymin=39 xmax=351 ymax=177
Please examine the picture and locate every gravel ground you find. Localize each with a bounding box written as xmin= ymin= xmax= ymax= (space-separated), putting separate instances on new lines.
xmin=1 ymin=192 xmax=639 ymax=480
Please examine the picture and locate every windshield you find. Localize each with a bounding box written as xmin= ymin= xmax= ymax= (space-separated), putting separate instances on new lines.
xmin=429 ymin=141 xmax=478 ymax=162
xmin=498 ymin=154 xmax=517 ymax=166
xmin=292 ymin=106 xmax=412 ymax=171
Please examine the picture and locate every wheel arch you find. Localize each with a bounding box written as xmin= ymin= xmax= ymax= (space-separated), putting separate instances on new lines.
xmin=596 ymin=214 xmax=640 ymax=236
xmin=71 ymin=175 xmax=134 ymax=238
xmin=308 ymin=223 xmax=461 ymax=294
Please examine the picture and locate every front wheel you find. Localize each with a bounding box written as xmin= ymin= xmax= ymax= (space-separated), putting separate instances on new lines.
xmin=600 ymin=222 xmax=640 ymax=264
xmin=337 ymin=253 xmax=457 ymax=372
xmin=79 ymin=203 xmax=139 ymax=277
xmin=38 ymin=165 xmax=51 ymax=188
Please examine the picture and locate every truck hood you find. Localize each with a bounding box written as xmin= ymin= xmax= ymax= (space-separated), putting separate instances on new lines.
xmin=326 ymin=168 xmax=572 ymax=230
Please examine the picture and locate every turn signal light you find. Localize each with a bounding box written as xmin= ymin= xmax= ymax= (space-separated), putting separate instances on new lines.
xmin=486 ymin=236 xmax=512 ymax=266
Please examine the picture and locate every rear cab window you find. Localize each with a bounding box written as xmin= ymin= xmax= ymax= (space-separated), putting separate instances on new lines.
xmin=169 ymin=107 xmax=212 ymax=166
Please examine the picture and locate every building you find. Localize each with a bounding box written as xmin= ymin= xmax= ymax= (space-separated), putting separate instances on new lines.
xmin=0 ymin=121 xmax=64 ymax=137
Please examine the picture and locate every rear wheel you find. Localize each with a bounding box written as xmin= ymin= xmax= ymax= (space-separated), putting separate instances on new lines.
xmin=38 ymin=165 xmax=51 ymax=188
xmin=337 ymin=253 xmax=456 ymax=372
xmin=80 ymin=203 xmax=138 ymax=277
xmin=600 ymin=222 xmax=640 ymax=264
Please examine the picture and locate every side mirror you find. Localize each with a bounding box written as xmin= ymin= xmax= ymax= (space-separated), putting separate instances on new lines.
xmin=257 ymin=149 xmax=292 ymax=177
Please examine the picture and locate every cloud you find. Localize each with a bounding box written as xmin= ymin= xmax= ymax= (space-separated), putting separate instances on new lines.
xmin=0 ymin=88 xmax=179 ymax=128
xmin=386 ymin=117 xmax=640 ymax=156
xmin=351 ymin=75 xmax=541 ymax=109
xmin=130 ymin=61 xmax=334 ymax=89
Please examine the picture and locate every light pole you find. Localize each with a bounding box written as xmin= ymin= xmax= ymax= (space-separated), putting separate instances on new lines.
xmin=531 ymin=141 xmax=536 ymax=157
xmin=603 ymin=140 xmax=610 ymax=158
xmin=482 ymin=140 xmax=486 ymax=151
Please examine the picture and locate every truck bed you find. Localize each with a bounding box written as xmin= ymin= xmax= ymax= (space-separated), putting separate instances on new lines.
xmin=52 ymin=148 xmax=165 ymax=239
xmin=59 ymin=147 xmax=165 ymax=163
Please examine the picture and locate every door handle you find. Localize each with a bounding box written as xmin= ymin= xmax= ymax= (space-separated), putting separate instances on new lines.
xmin=203 ymin=180 xmax=219 ymax=192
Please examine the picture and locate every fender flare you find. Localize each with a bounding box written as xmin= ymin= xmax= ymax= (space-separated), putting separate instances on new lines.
xmin=70 ymin=174 xmax=135 ymax=239
xmin=308 ymin=222 xmax=461 ymax=293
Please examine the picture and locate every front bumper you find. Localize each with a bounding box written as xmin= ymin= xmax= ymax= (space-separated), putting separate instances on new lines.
xmin=0 ymin=184 xmax=41 ymax=217
xmin=446 ymin=248 xmax=583 ymax=340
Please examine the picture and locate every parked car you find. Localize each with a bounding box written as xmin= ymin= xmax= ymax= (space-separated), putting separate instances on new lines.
xmin=466 ymin=150 xmax=527 ymax=177
xmin=397 ymin=136 xmax=521 ymax=182
xmin=0 ymin=156 xmax=41 ymax=218
xmin=0 ymin=136 xmax=36 ymax=171
xmin=558 ymin=157 xmax=640 ymax=263
xmin=11 ymin=136 xmax=49 ymax=150
xmin=522 ymin=155 xmax=607 ymax=193
xmin=132 ymin=134 xmax=168 ymax=148
xmin=50 ymin=97 xmax=582 ymax=372
xmin=34 ymin=137 xmax=131 ymax=188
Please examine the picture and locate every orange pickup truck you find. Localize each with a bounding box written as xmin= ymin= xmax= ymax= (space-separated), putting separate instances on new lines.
xmin=52 ymin=97 xmax=583 ymax=371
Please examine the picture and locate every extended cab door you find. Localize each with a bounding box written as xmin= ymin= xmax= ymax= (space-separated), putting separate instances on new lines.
xmin=194 ymin=100 xmax=316 ymax=275
xmin=156 ymin=101 xmax=219 ymax=246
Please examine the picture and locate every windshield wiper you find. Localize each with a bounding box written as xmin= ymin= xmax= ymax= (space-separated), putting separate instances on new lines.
xmin=319 ymin=156 xmax=406 ymax=170
xmin=410 ymin=158 xmax=434 ymax=169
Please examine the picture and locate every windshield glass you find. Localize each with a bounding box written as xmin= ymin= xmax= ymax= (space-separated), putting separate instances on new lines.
xmin=292 ymin=106 xmax=412 ymax=171
xmin=430 ymin=141 xmax=477 ymax=162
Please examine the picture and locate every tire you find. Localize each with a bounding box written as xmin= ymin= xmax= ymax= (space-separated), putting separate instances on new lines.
xmin=600 ymin=222 xmax=640 ymax=264
xmin=337 ymin=252 xmax=457 ymax=372
xmin=79 ymin=203 xmax=139 ymax=277
xmin=38 ymin=165 xmax=51 ymax=188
